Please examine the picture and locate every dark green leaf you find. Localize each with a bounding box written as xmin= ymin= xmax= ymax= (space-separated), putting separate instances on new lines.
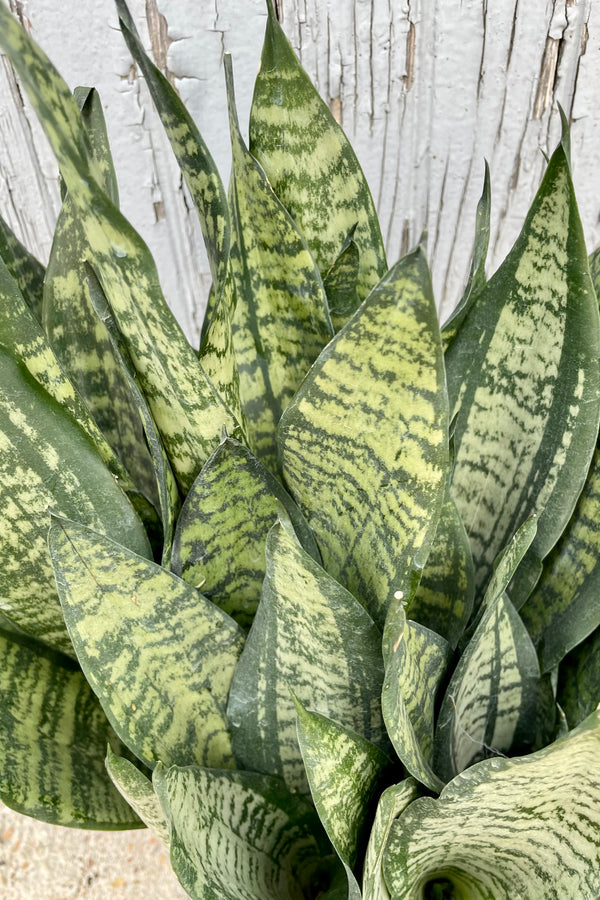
xmin=362 ymin=779 xmax=419 ymax=900
xmin=0 ymin=212 xmax=45 ymax=319
xmin=557 ymin=626 xmax=600 ymax=730
xmin=323 ymin=224 xmax=362 ymax=332
xmin=105 ymin=746 xmax=169 ymax=844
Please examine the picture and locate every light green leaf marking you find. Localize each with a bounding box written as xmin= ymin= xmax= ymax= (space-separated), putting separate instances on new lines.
xmin=227 ymin=523 xmax=388 ymax=794
xmin=446 ymin=141 xmax=600 ymax=601
xmin=434 ymin=593 xmax=541 ymax=783
xmin=43 ymin=87 xmax=159 ymax=513
xmin=0 ymin=348 xmax=150 ymax=654
xmin=153 ymin=763 xmax=334 ymax=900
xmin=0 ymin=6 xmax=243 ymax=492
xmin=382 ymin=599 xmax=450 ymax=792
xmin=250 ymin=2 xmax=386 ymax=300
xmin=294 ymin=697 xmax=393 ymax=895
xmin=383 ymin=712 xmax=600 ymax=899
xmin=49 ymin=517 xmax=245 ymax=770
xmin=171 ymin=436 xmax=319 ymax=629
xmin=279 ymin=248 xmax=448 ymax=629
xmin=323 ymin=224 xmax=362 ymax=332
xmin=105 ymin=746 xmax=169 ymax=845
xmin=557 ymin=626 xmax=600 ymax=730
xmin=225 ymin=54 xmax=333 ymax=472
xmin=409 ymin=487 xmax=475 ymax=648
xmin=362 ymin=779 xmax=419 ymax=900
xmin=0 ymin=211 xmax=45 ymax=319
xmin=442 ymin=162 xmax=491 ymax=351
xmin=520 ymin=449 xmax=600 ymax=672
xmin=0 ymin=629 xmax=140 ymax=828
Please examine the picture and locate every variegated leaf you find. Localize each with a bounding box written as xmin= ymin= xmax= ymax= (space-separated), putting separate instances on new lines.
xmin=557 ymin=626 xmax=600 ymax=730
xmin=382 ymin=599 xmax=450 ymax=793
xmin=225 ymin=54 xmax=333 ymax=472
xmin=279 ymin=248 xmax=448 ymax=629
xmin=445 ymin=137 xmax=600 ymax=602
xmin=442 ymin=162 xmax=491 ymax=351
xmin=250 ymin=1 xmax=386 ymax=300
xmin=362 ymin=779 xmax=420 ymax=900
xmin=227 ymin=522 xmax=388 ymax=794
xmin=520 ymin=449 xmax=600 ymax=672
xmin=49 ymin=517 xmax=245 ymax=770
xmin=383 ymin=712 xmax=600 ymax=899
xmin=0 ymin=211 xmax=45 ymax=319
xmin=0 ymin=629 xmax=140 ymax=828
xmin=589 ymin=244 xmax=600 ymax=297
xmin=43 ymin=87 xmax=159 ymax=513
xmin=105 ymin=746 xmax=169 ymax=845
xmin=294 ymin=698 xmax=394 ymax=899
xmin=86 ymin=268 xmax=179 ymax=565
xmin=0 ymin=348 xmax=151 ymax=654
xmin=0 ymin=6 xmax=244 ymax=492
xmin=408 ymin=487 xmax=475 ymax=648
xmin=323 ymin=225 xmax=361 ymax=332
xmin=153 ymin=763 xmax=336 ymax=900
xmin=171 ymin=435 xmax=319 ymax=629
xmin=434 ymin=592 xmax=541 ymax=783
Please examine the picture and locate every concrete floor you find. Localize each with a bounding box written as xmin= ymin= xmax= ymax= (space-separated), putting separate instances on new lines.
xmin=0 ymin=802 xmax=188 ymax=899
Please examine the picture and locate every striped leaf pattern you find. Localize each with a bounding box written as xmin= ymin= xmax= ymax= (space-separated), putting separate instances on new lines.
xmin=383 ymin=712 xmax=600 ymax=899
xmin=520 ymin=450 xmax=600 ymax=672
xmin=250 ymin=2 xmax=387 ymax=300
xmin=382 ymin=601 xmax=450 ymax=792
xmin=0 ymin=629 xmax=140 ymax=828
xmin=408 ymin=488 xmax=475 ymax=648
xmin=43 ymin=88 xmax=159 ymax=512
xmin=279 ymin=248 xmax=448 ymax=628
xmin=557 ymin=627 xmax=600 ymax=730
xmin=446 ymin=139 xmax=600 ymax=601
xmin=49 ymin=517 xmax=245 ymax=770
xmin=294 ymin=698 xmax=393 ymax=897
xmin=225 ymin=55 xmax=333 ymax=472
xmin=0 ymin=6 xmax=244 ymax=492
xmin=227 ymin=523 xmax=388 ymax=794
xmin=434 ymin=593 xmax=541 ymax=783
xmin=362 ymin=779 xmax=420 ymax=900
xmin=442 ymin=162 xmax=491 ymax=350
xmin=0 ymin=211 xmax=45 ymax=319
xmin=153 ymin=763 xmax=334 ymax=900
xmin=323 ymin=225 xmax=361 ymax=333
xmin=0 ymin=348 xmax=150 ymax=654
xmin=171 ymin=436 xmax=319 ymax=629
xmin=105 ymin=746 xmax=169 ymax=845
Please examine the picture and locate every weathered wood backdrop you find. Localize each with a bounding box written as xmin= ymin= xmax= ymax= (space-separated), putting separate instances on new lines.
xmin=0 ymin=0 xmax=598 ymax=345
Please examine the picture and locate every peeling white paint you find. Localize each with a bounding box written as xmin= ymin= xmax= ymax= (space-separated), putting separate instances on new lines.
xmin=1 ymin=0 xmax=599 ymax=343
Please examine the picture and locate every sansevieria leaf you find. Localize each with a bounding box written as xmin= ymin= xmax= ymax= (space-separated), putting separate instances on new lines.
xmin=557 ymin=626 xmax=600 ymax=730
xmin=446 ymin=135 xmax=600 ymax=602
xmin=154 ymin=763 xmax=335 ymax=900
xmin=171 ymin=435 xmax=318 ymax=629
xmin=0 ymin=211 xmax=45 ymax=319
xmin=0 ymin=6 xmax=244 ymax=492
xmin=105 ymin=746 xmax=169 ymax=845
xmin=225 ymin=54 xmax=333 ymax=472
xmin=323 ymin=225 xmax=362 ymax=332
xmin=49 ymin=517 xmax=245 ymax=770
xmin=294 ymin=697 xmax=393 ymax=900
xmin=0 ymin=348 xmax=150 ymax=654
xmin=362 ymin=779 xmax=420 ymax=900
xmin=279 ymin=248 xmax=448 ymax=628
xmin=383 ymin=711 xmax=600 ymax=899
xmin=227 ymin=522 xmax=388 ymax=794
xmin=0 ymin=629 xmax=140 ymax=828
xmin=250 ymin=1 xmax=387 ymax=300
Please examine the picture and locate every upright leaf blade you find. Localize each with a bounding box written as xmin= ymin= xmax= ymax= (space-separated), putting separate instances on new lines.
xmin=323 ymin=225 xmax=362 ymax=332
xmin=0 ymin=629 xmax=140 ymax=829
xmin=446 ymin=139 xmax=600 ymax=601
xmin=0 ymin=212 xmax=45 ymax=319
xmin=362 ymin=779 xmax=420 ymax=900
xmin=225 ymin=53 xmax=333 ymax=472
xmin=227 ymin=523 xmax=388 ymax=794
xmin=105 ymin=746 xmax=169 ymax=845
xmin=279 ymin=248 xmax=448 ymax=628
xmin=250 ymin=1 xmax=387 ymax=300
xmin=557 ymin=626 xmax=600 ymax=730
xmin=49 ymin=517 xmax=245 ymax=770
xmin=383 ymin=712 xmax=600 ymax=899
xmin=154 ymin=764 xmax=335 ymax=900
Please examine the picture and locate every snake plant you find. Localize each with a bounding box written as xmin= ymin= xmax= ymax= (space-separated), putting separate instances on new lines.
xmin=1 ymin=1 xmax=600 ymax=897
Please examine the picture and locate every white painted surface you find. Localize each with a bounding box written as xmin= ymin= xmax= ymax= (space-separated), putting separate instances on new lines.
xmin=1 ymin=0 xmax=599 ymax=344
